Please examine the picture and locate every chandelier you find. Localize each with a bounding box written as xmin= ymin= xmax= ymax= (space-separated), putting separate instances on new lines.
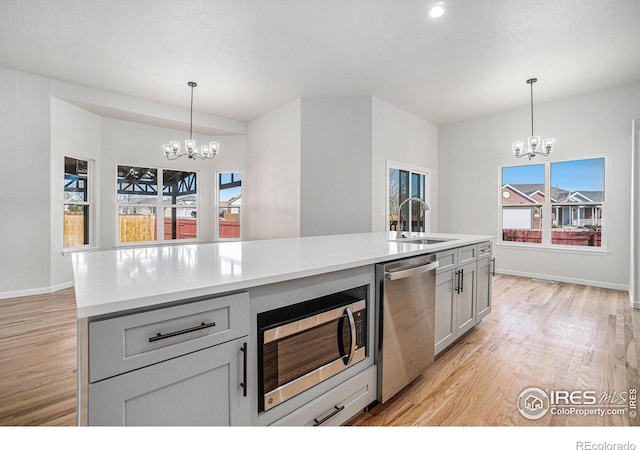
xmin=512 ymin=78 xmax=555 ymax=160
xmin=163 ymin=81 xmax=220 ymax=160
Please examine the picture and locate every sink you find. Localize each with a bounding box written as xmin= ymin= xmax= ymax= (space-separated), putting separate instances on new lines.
xmin=388 ymin=237 xmax=456 ymax=245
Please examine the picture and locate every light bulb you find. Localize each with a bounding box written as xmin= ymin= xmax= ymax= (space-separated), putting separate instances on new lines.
xmin=429 ymin=2 xmax=446 ymax=18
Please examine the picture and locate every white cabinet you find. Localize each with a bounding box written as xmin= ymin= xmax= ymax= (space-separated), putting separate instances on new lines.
xmin=83 ymin=292 xmax=250 ymax=426
xmin=434 ymin=242 xmax=492 ymax=356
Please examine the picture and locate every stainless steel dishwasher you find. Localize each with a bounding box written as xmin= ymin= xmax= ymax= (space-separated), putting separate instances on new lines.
xmin=375 ymin=254 xmax=439 ymax=403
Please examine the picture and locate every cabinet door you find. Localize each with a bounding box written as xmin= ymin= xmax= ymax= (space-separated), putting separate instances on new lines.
xmin=456 ymin=262 xmax=476 ymax=336
xmin=435 ymin=269 xmax=456 ymax=356
xmin=476 ymin=257 xmax=492 ymax=322
xmin=88 ymin=338 xmax=249 ymax=426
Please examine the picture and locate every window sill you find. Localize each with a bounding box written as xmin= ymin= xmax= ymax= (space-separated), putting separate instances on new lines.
xmin=496 ymin=242 xmax=609 ymax=255
xmin=62 ymin=246 xmax=99 ymax=256
xmin=113 ymin=239 xmax=203 ymax=249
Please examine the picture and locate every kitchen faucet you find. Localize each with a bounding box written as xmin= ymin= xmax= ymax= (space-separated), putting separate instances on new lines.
xmin=396 ymin=197 xmax=429 ymax=239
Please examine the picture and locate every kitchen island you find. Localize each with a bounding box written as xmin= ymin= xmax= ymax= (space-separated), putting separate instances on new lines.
xmin=72 ymin=231 xmax=493 ymax=426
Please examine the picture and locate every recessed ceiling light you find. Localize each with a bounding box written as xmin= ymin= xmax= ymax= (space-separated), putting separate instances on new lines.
xmin=428 ymin=2 xmax=446 ymax=18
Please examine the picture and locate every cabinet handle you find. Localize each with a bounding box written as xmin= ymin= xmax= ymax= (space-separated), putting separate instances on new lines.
xmin=240 ymin=342 xmax=248 ymax=397
xmin=313 ymin=405 xmax=345 ymax=426
xmin=491 ymin=257 xmax=496 ymax=276
xmin=460 ymin=268 xmax=464 ymax=293
xmin=455 ymin=270 xmax=461 ymax=294
xmin=148 ymin=321 xmax=216 ymax=342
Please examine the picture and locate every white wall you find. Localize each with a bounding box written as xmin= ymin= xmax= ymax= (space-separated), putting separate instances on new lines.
xmin=371 ymin=98 xmax=439 ymax=232
xmin=246 ymin=99 xmax=301 ymax=240
xmin=439 ymin=81 xmax=640 ymax=290
xmin=631 ymin=119 xmax=640 ymax=308
xmin=300 ymin=98 xmax=373 ymax=237
xmin=0 ymin=68 xmax=52 ymax=297
xmin=50 ymin=98 xmax=102 ymax=289
xmin=0 ymin=66 xmax=249 ymax=298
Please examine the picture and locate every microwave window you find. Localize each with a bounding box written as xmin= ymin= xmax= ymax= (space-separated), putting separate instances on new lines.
xmin=263 ymin=317 xmax=351 ymax=394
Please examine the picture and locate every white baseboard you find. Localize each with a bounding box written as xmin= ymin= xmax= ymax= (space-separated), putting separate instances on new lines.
xmin=496 ymin=269 xmax=629 ymax=292
xmin=0 ymin=281 xmax=74 ymax=300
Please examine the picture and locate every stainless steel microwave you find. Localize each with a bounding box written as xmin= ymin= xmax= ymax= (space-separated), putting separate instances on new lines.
xmin=257 ymin=290 xmax=367 ymax=412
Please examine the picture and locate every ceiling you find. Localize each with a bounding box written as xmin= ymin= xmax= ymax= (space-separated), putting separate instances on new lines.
xmin=1 ymin=0 xmax=640 ymax=126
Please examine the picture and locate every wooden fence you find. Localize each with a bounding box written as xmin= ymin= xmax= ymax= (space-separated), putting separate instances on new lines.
xmin=65 ymin=213 xmax=240 ymax=243
xmin=64 ymin=212 xmax=85 ymax=247
xmin=502 ymin=229 xmax=602 ymax=246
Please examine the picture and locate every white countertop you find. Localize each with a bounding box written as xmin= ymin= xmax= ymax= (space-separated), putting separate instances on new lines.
xmin=72 ymin=232 xmax=493 ymax=318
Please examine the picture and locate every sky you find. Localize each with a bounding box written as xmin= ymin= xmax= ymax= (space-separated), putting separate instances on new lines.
xmin=219 ymin=172 xmax=242 ymax=202
xmin=502 ymin=158 xmax=604 ymax=192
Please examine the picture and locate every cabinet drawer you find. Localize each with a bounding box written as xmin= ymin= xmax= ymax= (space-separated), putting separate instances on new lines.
xmin=457 ymin=244 xmax=478 ymax=265
xmin=270 ymin=365 xmax=377 ymax=426
xmin=435 ymin=249 xmax=457 ymax=274
xmin=478 ymin=241 xmax=492 ymax=259
xmin=89 ymin=292 xmax=249 ymax=383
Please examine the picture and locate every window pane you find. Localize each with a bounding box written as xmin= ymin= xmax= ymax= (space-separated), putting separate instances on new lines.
xmin=164 ymin=207 xmax=197 ymax=240
xmin=117 ymin=166 xmax=157 ymax=204
xmin=219 ymin=173 xmax=242 ymax=239
xmin=64 ymin=204 xmax=89 ymax=247
xmin=219 ymin=207 xmax=240 ymax=238
xmin=389 ymin=168 xmax=410 ymax=231
xmin=163 ymin=170 xmax=197 ymax=205
xmin=550 ymin=158 xmax=604 ymax=247
xmin=64 ymin=157 xmax=88 ymax=202
xmin=411 ymin=173 xmax=426 ymax=232
xmin=551 ymin=205 xmax=602 ymax=247
xmin=501 ymin=164 xmax=544 ymax=243
xmin=118 ymin=206 xmax=156 ymax=243
xmin=550 ymin=158 xmax=604 ymax=200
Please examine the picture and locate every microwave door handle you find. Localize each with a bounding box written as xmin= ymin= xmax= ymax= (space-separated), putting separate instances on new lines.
xmin=343 ymin=307 xmax=357 ymax=366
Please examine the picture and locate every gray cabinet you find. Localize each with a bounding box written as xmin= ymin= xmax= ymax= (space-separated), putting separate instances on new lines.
xmin=83 ymin=292 xmax=250 ymax=426
xmin=476 ymin=242 xmax=493 ymax=322
xmin=88 ymin=337 xmax=249 ymax=425
xmin=456 ymin=259 xmax=477 ymax=336
xmin=434 ymin=242 xmax=491 ymax=356
xmin=270 ymin=365 xmax=377 ymax=426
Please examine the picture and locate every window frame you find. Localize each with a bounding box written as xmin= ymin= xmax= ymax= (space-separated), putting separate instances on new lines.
xmin=115 ymin=165 xmax=201 ymax=247
xmin=63 ymin=155 xmax=94 ymax=252
xmin=386 ymin=160 xmax=431 ymax=234
xmin=498 ymin=156 xmax=607 ymax=252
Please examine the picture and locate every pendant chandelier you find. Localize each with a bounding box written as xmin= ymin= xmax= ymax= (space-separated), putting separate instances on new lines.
xmin=163 ymin=81 xmax=220 ymax=160
xmin=512 ymin=78 xmax=555 ymax=160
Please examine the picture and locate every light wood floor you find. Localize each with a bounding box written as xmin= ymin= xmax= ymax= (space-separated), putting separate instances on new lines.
xmin=0 ymin=289 xmax=77 ymax=425
xmin=0 ymin=275 xmax=638 ymax=426
xmin=350 ymin=274 xmax=639 ymax=426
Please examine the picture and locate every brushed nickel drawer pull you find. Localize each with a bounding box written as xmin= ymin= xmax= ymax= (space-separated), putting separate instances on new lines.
xmin=149 ymin=321 xmax=216 ymax=342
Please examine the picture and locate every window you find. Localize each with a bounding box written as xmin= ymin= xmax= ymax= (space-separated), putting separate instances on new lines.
xmin=388 ymin=163 xmax=429 ymax=233
xmin=116 ymin=165 xmax=198 ymax=244
xmin=64 ymin=156 xmax=92 ymax=248
xmin=217 ymin=172 xmax=242 ymax=239
xmin=163 ymin=170 xmax=197 ymax=240
xmin=550 ymin=158 xmax=604 ymax=247
xmin=501 ymin=164 xmax=544 ymax=244
xmin=500 ymin=157 xmax=605 ymax=248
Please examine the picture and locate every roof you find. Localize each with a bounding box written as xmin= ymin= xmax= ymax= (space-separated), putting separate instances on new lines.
xmin=503 ymin=184 xmax=604 ymax=203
